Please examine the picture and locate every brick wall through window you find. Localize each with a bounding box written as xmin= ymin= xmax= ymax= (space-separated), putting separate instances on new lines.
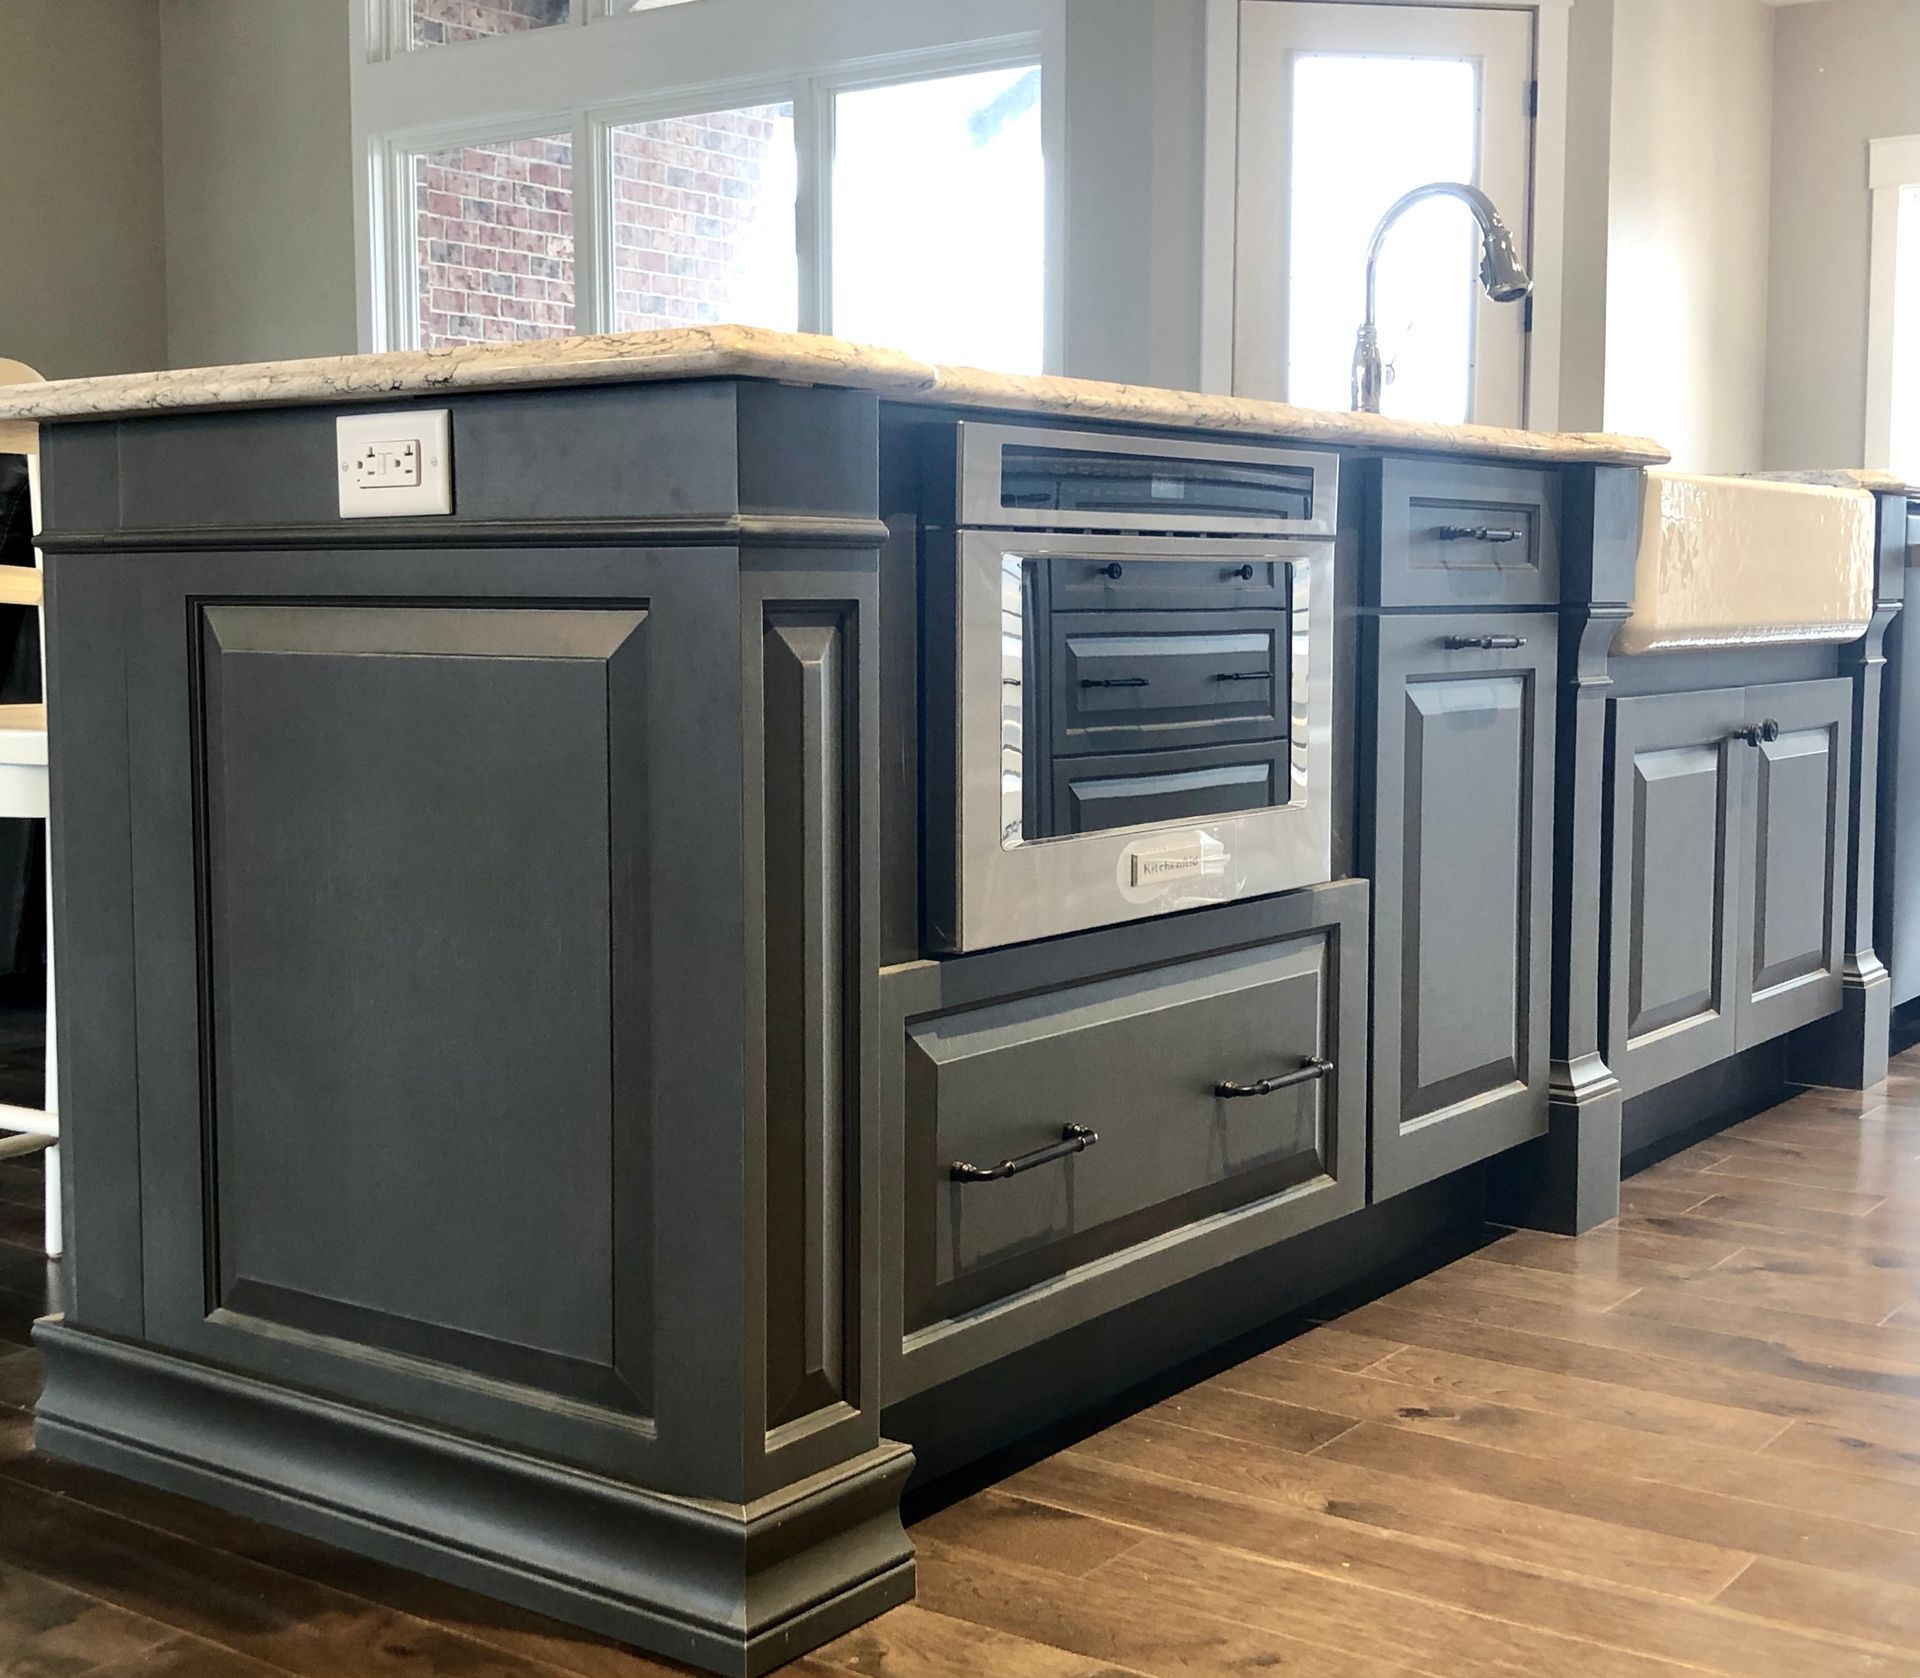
xmin=609 ymin=104 xmax=796 ymax=333
xmin=413 ymin=134 xmax=576 ymax=348
xmin=410 ymin=0 xmax=570 ymax=50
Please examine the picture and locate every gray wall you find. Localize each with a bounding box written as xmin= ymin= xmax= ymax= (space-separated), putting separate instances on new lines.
xmin=0 ymin=0 xmax=170 ymax=379
xmin=1764 ymin=0 xmax=1920 ymax=470
xmin=1601 ymin=0 xmax=1775 ymax=473
xmin=159 ymin=0 xmax=359 ymax=369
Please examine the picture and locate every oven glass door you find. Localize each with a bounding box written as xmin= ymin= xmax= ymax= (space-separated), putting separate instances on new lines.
xmin=950 ymin=532 xmax=1333 ymax=952
xmin=1001 ymin=552 xmax=1305 ymax=845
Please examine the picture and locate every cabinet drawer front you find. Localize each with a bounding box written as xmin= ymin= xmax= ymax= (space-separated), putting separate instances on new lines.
xmin=1372 ymin=458 xmax=1560 ymax=609
xmin=1049 ymin=554 xmax=1288 ymax=613
xmin=1053 ymin=610 xmax=1289 ymax=755
xmin=900 ymin=925 xmax=1365 ymax=1350
xmin=1052 ymin=741 xmax=1286 ymax=836
xmin=885 ymin=882 xmax=1368 ymax=1397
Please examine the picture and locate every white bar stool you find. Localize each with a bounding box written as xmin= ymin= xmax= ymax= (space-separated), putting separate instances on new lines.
xmin=0 ymin=359 xmax=57 ymax=1257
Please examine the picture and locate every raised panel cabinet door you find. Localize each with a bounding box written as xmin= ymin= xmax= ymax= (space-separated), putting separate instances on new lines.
xmin=118 ymin=553 xmax=683 ymax=1477
xmin=1736 ymin=678 xmax=1852 ymax=1049
xmin=1367 ymin=612 xmax=1555 ymax=1200
xmin=1605 ymin=687 xmax=1749 ymax=1099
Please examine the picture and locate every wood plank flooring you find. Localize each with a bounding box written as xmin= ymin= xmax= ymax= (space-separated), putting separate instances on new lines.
xmin=10 ymin=1058 xmax=1920 ymax=1676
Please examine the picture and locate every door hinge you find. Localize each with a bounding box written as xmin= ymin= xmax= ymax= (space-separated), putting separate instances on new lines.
xmin=1528 ymin=79 xmax=1539 ymax=119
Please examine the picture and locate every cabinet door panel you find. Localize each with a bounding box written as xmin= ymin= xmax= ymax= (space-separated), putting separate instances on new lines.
xmin=1606 ymin=688 xmax=1747 ymax=1099
xmin=118 ymin=552 xmax=684 ymax=1479
xmin=1739 ymin=679 xmax=1850 ymax=1048
xmin=1368 ymin=614 xmax=1554 ymax=1199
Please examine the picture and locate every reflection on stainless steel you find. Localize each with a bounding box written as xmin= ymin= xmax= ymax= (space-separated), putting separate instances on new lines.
xmin=1349 ymin=180 xmax=1532 ymax=415
xmin=956 ymin=530 xmax=1335 ymax=951
xmin=961 ymin=421 xmax=1337 ymax=537
xmin=994 ymin=553 xmax=1316 ymax=854
xmin=1000 ymin=555 xmax=1026 ymax=846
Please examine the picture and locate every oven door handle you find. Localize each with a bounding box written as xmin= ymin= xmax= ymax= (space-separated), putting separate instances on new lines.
xmin=1215 ymin=1057 xmax=1333 ymax=1099
xmin=951 ymin=1124 xmax=1100 ymax=1183
xmin=1080 ymin=675 xmax=1150 ymax=689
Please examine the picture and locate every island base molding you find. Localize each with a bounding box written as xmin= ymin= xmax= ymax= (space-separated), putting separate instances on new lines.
xmin=31 ymin=1322 xmax=916 ymax=1678
xmin=1788 ymin=960 xmax=1893 ymax=1091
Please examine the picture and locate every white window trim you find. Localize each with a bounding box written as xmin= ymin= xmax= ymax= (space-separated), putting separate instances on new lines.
xmin=350 ymin=0 xmax=1065 ymax=362
xmin=1866 ymin=133 xmax=1920 ymax=472
xmin=1197 ymin=0 xmax=1571 ymax=431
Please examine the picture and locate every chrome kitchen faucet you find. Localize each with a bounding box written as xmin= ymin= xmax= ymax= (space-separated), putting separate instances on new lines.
xmin=1350 ymin=181 xmax=1532 ymax=415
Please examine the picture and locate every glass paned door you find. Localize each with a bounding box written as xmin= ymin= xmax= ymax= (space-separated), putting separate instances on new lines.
xmin=1235 ymin=2 xmax=1535 ymax=427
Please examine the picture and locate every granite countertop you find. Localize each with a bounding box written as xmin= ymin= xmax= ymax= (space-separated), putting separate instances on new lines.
xmin=0 ymin=325 xmax=1670 ymax=469
xmin=1746 ymin=468 xmax=1920 ymax=501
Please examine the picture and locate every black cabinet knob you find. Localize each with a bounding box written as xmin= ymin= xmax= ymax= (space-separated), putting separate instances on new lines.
xmin=1095 ymin=562 xmax=1124 ymax=580
xmin=1731 ymin=719 xmax=1783 ymax=748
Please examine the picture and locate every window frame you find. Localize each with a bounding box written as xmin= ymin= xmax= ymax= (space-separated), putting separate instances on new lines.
xmin=1867 ymin=134 xmax=1920 ymax=474
xmin=351 ymin=0 xmax=1063 ymax=363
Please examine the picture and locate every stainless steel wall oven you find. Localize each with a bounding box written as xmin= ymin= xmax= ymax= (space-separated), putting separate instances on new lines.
xmin=926 ymin=422 xmax=1340 ymax=952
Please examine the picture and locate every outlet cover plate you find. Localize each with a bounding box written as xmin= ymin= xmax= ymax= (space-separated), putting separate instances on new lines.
xmin=336 ymin=409 xmax=453 ymax=518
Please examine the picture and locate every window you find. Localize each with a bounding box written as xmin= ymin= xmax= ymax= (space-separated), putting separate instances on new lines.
xmin=831 ymin=65 xmax=1044 ymax=371
xmin=410 ymin=133 xmax=576 ymax=347
xmin=608 ymin=104 xmax=798 ymax=333
xmin=357 ymin=3 xmax=1056 ymax=366
xmin=1871 ymin=139 xmax=1920 ymax=478
xmin=409 ymin=0 xmax=572 ymax=51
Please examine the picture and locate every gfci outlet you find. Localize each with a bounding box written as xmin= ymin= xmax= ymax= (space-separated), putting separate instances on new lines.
xmin=336 ymin=410 xmax=453 ymax=518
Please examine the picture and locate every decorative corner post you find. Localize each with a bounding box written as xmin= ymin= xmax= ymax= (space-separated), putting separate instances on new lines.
xmin=1492 ymin=464 xmax=1640 ymax=1233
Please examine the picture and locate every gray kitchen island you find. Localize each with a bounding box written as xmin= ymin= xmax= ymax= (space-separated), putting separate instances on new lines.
xmin=0 ymin=327 xmax=1891 ymax=1677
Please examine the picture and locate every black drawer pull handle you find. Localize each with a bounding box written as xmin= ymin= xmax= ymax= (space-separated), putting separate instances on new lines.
xmin=951 ymin=1123 xmax=1099 ymax=1184
xmin=1442 ymin=634 xmax=1527 ymax=652
xmin=1731 ymin=718 xmax=1782 ymax=747
xmin=1215 ymin=1057 xmax=1334 ymax=1100
xmin=1095 ymin=562 xmax=1125 ymax=580
xmin=1081 ymin=675 xmax=1149 ymax=689
xmin=1229 ymin=563 xmax=1257 ymax=582
xmin=1214 ymin=670 xmax=1272 ymax=682
xmin=1438 ymin=524 xmax=1524 ymax=544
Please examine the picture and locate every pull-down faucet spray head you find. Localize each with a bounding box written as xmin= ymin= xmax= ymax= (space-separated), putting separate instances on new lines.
xmin=1350 ymin=181 xmax=1533 ymax=414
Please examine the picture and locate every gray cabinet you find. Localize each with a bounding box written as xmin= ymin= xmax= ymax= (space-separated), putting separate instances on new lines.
xmin=1366 ymin=613 xmax=1556 ymax=1198
xmin=1607 ymin=679 xmax=1851 ymax=1097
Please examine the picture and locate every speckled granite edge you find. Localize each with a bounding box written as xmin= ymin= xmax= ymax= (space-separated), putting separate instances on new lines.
xmin=0 ymin=324 xmax=1671 ymax=468
xmin=1746 ymin=468 xmax=1920 ymax=501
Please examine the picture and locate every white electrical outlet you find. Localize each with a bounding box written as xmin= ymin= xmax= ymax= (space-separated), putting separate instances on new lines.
xmin=336 ymin=410 xmax=453 ymax=518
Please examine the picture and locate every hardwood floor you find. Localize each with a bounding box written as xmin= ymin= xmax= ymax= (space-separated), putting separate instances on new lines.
xmin=8 ymin=1059 xmax=1920 ymax=1676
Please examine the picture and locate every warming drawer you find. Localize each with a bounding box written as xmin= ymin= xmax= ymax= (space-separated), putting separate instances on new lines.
xmin=884 ymin=881 xmax=1368 ymax=1397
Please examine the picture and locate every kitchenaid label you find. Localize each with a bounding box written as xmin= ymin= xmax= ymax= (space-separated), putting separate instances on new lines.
xmin=1122 ymin=831 xmax=1230 ymax=898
